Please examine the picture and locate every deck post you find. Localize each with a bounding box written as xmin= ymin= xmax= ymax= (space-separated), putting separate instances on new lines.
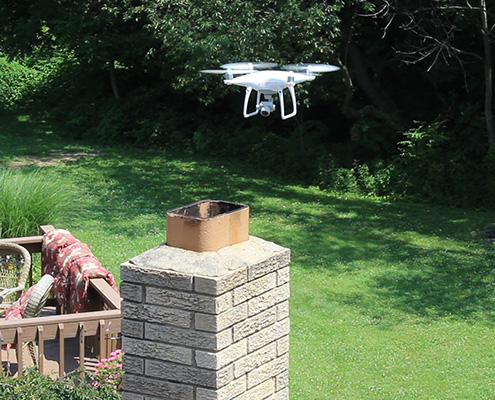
xmin=120 ymin=233 xmax=291 ymax=400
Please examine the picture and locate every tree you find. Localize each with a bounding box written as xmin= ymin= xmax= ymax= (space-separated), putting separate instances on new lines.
xmin=0 ymin=0 xmax=154 ymax=100
xmin=364 ymin=0 xmax=495 ymax=147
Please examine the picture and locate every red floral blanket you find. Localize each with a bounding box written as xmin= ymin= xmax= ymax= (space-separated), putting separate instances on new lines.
xmin=42 ymin=229 xmax=119 ymax=313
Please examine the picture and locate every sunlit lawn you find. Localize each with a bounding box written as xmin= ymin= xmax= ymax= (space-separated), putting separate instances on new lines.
xmin=1 ymin=114 xmax=495 ymax=399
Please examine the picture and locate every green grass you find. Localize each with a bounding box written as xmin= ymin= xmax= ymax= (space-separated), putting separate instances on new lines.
xmin=1 ymin=114 xmax=495 ymax=399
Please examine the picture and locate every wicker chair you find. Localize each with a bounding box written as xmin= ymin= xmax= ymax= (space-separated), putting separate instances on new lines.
xmin=0 ymin=242 xmax=31 ymax=312
xmin=20 ymin=274 xmax=55 ymax=367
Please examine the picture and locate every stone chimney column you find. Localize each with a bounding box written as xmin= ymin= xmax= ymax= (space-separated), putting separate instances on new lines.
xmin=120 ymin=235 xmax=291 ymax=400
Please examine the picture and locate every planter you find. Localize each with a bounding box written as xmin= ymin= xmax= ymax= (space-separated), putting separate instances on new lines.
xmin=166 ymin=200 xmax=249 ymax=252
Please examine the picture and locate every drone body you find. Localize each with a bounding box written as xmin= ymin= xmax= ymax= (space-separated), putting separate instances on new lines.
xmin=201 ymin=62 xmax=340 ymax=119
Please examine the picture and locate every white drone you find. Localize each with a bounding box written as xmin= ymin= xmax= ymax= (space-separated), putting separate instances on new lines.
xmin=201 ymin=62 xmax=340 ymax=120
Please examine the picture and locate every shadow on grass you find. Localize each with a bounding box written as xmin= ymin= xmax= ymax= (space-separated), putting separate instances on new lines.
xmin=0 ymin=114 xmax=93 ymax=160
xmin=3 ymin=114 xmax=495 ymax=323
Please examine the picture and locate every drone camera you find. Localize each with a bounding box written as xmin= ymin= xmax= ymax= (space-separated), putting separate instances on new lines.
xmin=258 ymin=101 xmax=275 ymax=117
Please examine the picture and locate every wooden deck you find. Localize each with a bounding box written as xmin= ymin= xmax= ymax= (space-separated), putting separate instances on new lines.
xmin=1 ymin=308 xmax=100 ymax=377
xmin=0 ymin=226 xmax=122 ymax=378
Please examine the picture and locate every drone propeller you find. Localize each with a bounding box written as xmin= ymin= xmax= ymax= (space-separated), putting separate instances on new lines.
xmin=282 ymin=63 xmax=340 ymax=74
xmin=220 ymin=62 xmax=278 ymax=71
xmin=200 ymin=69 xmax=253 ymax=75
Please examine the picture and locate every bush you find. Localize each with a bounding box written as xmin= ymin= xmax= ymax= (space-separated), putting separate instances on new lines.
xmin=0 ymin=54 xmax=65 ymax=113
xmin=318 ymin=122 xmax=495 ymax=209
xmin=0 ymin=368 xmax=120 ymax=400
xmin=91 ymin=349 xmax=124 ymax=390
xmin=0 ymin=168 xmax=72 ymax=238
xmin=0 ymin=57 xmax=34 ymax=111
xmin=317 ymin=155 xmax=395 ymax=197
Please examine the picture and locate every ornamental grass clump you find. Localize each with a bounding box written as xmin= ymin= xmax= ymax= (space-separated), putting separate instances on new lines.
xmin=0 ymin=168 xmax=71 ymax=238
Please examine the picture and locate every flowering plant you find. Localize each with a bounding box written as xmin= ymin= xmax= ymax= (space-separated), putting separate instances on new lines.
xmin=92 ymin=349 xmax=124 ymax=390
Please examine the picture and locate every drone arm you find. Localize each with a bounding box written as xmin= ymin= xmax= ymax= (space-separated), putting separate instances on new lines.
xmin=279 ymin=86 xmax=297 ymax=120
xmin=243 ymin=87 xmax=261 ymax=118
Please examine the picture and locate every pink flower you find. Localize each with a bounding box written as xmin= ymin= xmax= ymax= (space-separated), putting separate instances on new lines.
xmin=110 ymin=349 xmax=122 ymax=357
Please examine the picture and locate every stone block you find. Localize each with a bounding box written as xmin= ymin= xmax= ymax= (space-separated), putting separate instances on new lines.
xmin=232 ymin=272 xmax=276 ymax=306
xmin=195 ymin=302 xmax=247 ymax=332
xmin=247 ymin=249 xmax=290 ymax=281
xmin=122 ymin=319 xmax=144 ymax=339
xmin=123 ymin=373 xmax=193 ymax=400
xmin=266 ymin=387 xmax=290 ymax=400
xmin=121 ymin=263 xmax=193 ymax=291
xmin=145 ymin=287 xmax=232 ymax=314
xmin=145 ymin=322 xmax=233 ymax=351
xmin=232 ymin=378 xmax=275 ymax=400
xmin=276 ymin=266 xmax=290 ymax=286
xmin=123 ymin=301 xmax=192 ymax=328
xmin=196 ymin=376 xmax=247 ymax=400
xmin=248 ymin=318 xmax=290 ymax=353
xmin=194 ymin=268 xmax=247 ymax=296
xmin=121 ymin=235 xmax=290 ymax=400
xmin=233 ymin=305 xmax=277 ymax=342
xmin=234 ymin=342 xmax=277 ymax=378
xmin=195 ymin=339 xmax=247 ymax=370
xmin=124 ymin=336 xmax=192 ymax=365
xmin=247 ymin=283 xmax=290 ymax=317
xmin=247 ymin=353 xmax=289 ymax=389
xmin=122 ymin=392 xmax=144 ymax=400
xmin=276 ymin=300 xmax=290 ymax=321
xmin=121 ymin=282 xmax=144 ymax=303
xmin=145 ymin=360 xmax=233 ymax=389
xmin=123 ymin=354 xmax=144 ymax=375
xmin=275 ymin=370 xmax=289 ymax=391
xmin=276 ymin=335 xmax=290 ymax=356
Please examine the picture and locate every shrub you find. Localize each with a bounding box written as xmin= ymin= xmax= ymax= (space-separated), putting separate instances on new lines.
xmin=0 ymin=54 xmax=65 ymax=113
xmin=91 ymin=349 xmax=124 ymax=391
xmin=0 ymin=57 xmax=34 ymax=111
xmin=0 ymin=368 xmax=120 ymax=400
xmin=0 ymin=168 xmax=72 ymax=238
xmin=317 ymin=155 xmax=394 ymax=197
xmin=318 ymin=121 xmax=495 ymax=208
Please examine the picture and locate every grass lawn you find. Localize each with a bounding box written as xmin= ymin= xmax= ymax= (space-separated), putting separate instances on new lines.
xmin=1 ymin=114 xmax=495 ymax=399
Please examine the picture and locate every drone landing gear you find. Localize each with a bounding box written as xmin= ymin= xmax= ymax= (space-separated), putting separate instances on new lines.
xmin=242 ymin=87 xmax=296 ymax=119
xmin=278 ymin=86 xmax=297 ymax=120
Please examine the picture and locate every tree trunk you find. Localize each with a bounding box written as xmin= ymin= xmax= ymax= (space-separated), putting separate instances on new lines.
xmin=346 ymin=37 xmax=399 ymax=116
xmin=480 ymin=0 xmax=495 ymax=147
xmin=109 ymin=57 xmax=120 ymax=100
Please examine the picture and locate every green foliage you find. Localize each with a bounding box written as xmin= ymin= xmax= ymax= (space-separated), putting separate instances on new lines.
xmin=318 ymin=121 xmax=495 ymax=208
xmin=0 ymin=57 xmax=32 ymax=110
xmin=318 ymin=155 xmax=395 ymax=198
xmin=394 ymin=121 xmax=492 ymax=206
xmin=0 ymin=168 xmax=73 ymax=238
xmin=0 ymin=369 xmax=120 ymax=400
xmin=91 ymin=349 xmax=124 ymax=390
xmin=396 ymin=121 xmax=449 ymax=198
xmin=0 ymin=53 xmax=67 ymax=113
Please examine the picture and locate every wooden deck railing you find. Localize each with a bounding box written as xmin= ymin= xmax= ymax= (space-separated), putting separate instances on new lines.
xmin=0 ymin=226 xmax=122 ymax=377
